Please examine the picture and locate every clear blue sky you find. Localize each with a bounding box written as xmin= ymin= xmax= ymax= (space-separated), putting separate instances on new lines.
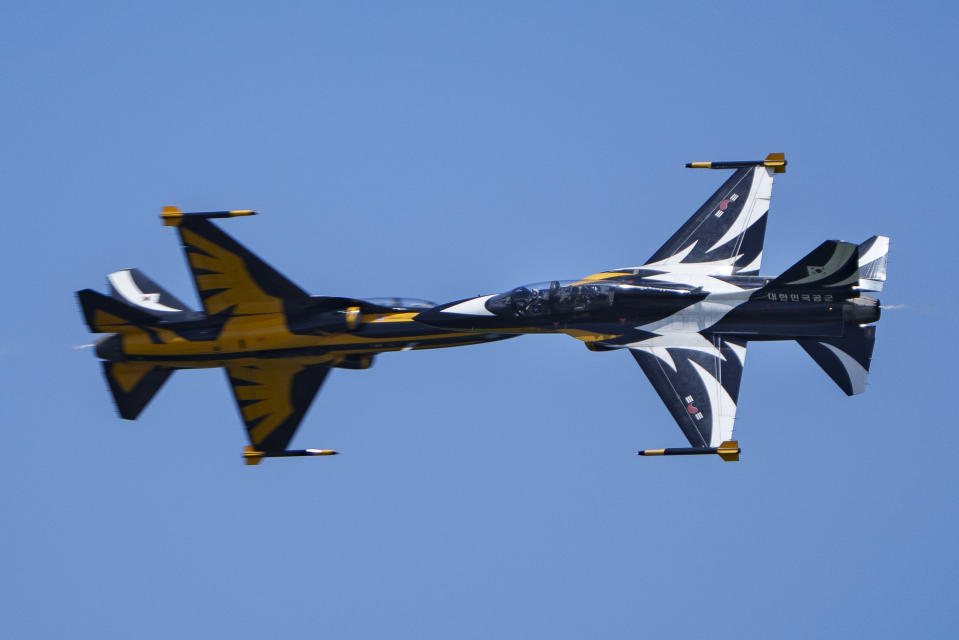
xmin=3 ymin=2 xmax=957 ymax=638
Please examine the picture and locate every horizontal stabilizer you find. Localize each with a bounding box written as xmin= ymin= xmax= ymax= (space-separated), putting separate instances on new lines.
xmin=102 ymin=361 xmax=174 ymax=420
xmin=857 ymin=235 xmax=889 ymax=292
xmin=766 ymin=240 xmax=860 ymax=290
xmin=77 ymin=288 xmax=159 ymax=333
xmin=798 ymin=325 xmax=876 ymax=396
xmin=108 ymin=269 xmax=193 ymax=313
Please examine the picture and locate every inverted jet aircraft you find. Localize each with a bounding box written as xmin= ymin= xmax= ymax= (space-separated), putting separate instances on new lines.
xmin=77 ymin=208 xmax=513 ymax=464
xmin=415 ymin=154 xmax=889 ymax=461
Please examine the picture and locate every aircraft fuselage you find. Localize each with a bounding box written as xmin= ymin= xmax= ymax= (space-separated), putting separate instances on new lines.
xmin=93 ymin=303 xmax=510 ymax=369
xmin=414 ymin=276 xmax=880 ymax=347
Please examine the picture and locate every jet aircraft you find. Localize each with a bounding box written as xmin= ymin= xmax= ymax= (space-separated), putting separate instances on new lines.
xmin=415 ymin=154 xmax=889 ymax=461
xmin=77 ymin=207 xmax=514 ymax=464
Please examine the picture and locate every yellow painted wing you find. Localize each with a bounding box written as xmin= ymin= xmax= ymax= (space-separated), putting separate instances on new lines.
xmin=176 ymin=219 xmax=308 ymax=316
xmin=226 ymin=361 xmax=331 ymax=451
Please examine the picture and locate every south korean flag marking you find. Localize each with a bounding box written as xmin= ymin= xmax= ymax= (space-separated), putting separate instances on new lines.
xmin=714 ymin=193 xmax=740 ymax=218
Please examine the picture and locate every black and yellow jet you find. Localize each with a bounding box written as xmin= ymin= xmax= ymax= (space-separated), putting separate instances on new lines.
xmin=77 ymin=207 xmax=513 ymax=464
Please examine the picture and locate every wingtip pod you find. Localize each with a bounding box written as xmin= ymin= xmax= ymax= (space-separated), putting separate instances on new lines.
xmin=243 ymin=446 xmax=339 ymax=465
xmin=716 ymin=440 xmax=741 ymax=462
xmin=637 ymin=440 xmax=740 ymax=462
xmin=161 ymin=206 xmax=258 ymax=226
xmin=686 ymin=153 xmax=786 ymax=174
xmin=244 ymin=446 xmax=263 ymax=466
xmin=764 ymin=152 xmax=787 ymax=173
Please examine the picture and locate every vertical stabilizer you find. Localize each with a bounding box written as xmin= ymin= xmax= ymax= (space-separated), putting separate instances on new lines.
xmin=857 ymin=236 xmax=889 ymax=292
xmin=108 ymin=269 xmax=193 ymax=313
xmin=766 ymin=240 xmax=860 ymax=291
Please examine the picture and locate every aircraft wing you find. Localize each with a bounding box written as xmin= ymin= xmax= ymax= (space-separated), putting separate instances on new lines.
xmin=225 ymin=361 xmax=330 ymax=452
xmin=643 ymin=158 xmax=780 ymax=275
xmin=629 ymin=334 xmax=747 ymax=448
xmin=171 ymin=212 xmax=309 ymax=316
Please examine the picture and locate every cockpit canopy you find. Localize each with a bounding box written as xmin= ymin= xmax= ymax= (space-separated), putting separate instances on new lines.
xmin=486 ymin=281 xmax=616 ymax=317
xmin=362 ymin=297 xmax=436 ymax=310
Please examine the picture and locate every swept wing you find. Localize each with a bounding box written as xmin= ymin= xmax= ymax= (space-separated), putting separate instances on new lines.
xmin=226 ymin=361 xmax=331 ymax=454
xmin=644 ymin=155 xmax=783 ymax=275
xmin=166 ymin=207 xmax=309 ymax=316
xmin=630 ymin=334 xmax=747 ymax=449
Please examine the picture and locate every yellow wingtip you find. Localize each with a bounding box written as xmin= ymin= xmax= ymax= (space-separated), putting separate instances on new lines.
xmin=243 ymin=446 xmax=263 ymax=466
xmin=763 ymin=153 xmax=787 ymax=173
xmin=717 ymin=440 xmax=741 ymax=462
xmin=161 ymin=205 xmax=184 ymax=226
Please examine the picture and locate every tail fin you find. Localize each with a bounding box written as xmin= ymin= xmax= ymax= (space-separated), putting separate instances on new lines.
xmin=857 ymin=235 xmax=889 ymax=292
xmin=798 ymin=326 xmax=876 ymax=395
xmin=77 ymin=289 xmax=160 ymax=334
xmin=102 ymin=362 xmax=174 ymax=419
xmin=107 ymin=269 xmax=193 ymax=313
xmin=766 ymin=240 xmax=860 ymax=291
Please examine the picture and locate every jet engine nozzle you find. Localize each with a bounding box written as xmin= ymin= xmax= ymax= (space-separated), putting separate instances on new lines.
xmin=332 ymin=354 xmax=374 ymax=370
xmin=843 ymin=296 xmax=880 ymax=325
xmin=94 ymin=334 xmax=124 ymax=361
